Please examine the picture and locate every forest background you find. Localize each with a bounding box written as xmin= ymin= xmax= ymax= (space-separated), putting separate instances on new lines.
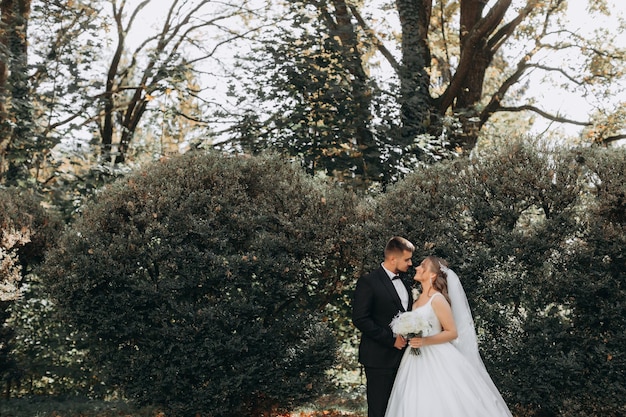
xmin=0 ymin=0 xmax=625 ymax=416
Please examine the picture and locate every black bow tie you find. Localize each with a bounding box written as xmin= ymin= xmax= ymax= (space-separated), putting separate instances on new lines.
xmin=392 ymin=275 xmax=401 ymax=280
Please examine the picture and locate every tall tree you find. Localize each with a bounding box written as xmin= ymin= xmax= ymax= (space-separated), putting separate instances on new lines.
xmin=19 ymin=0 xmax=272 ymax=188
xmin=0 ymin=0 xmax=32 ymax=185
xmin=374 ymin=0 xmax=624 ymax=148
xmin=227 ymin=1 xmax=412 ymax=186
xmin=93 ymin=0 xmax=273 ymax=165
xmin=229 ymin=0 xmax=625 ymax=186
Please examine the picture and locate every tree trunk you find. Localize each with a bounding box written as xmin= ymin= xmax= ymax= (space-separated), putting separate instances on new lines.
xmin=395 ymin=0 xmax=434 ymax=144
xmin=433 ymin=0 xmax=512 ymax=153
xmin=326 ymin=0 xmax=380 ymax=182
xmin=99 ymin=2 xmax=125 ymax=165
xmin=457 ymin=0 xmax=491 ymax=109
xmin=0 ymin=0 xmax=32 ymax=183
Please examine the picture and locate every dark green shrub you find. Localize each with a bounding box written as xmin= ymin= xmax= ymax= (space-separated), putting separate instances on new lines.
xmin=0 ymin=188 xmax=63 ymax=396
xmin=0 ymin=188 xmax=62 ymax=268
xmin=534 ymin=148 xmax=626 ymax=417
xmin=356 ymin=144 xmax=626 ymax=416
xmin=41 ymin=152 xmax=359 ymax=416
xmin=468 ymin=147 xmax=625 ymax=417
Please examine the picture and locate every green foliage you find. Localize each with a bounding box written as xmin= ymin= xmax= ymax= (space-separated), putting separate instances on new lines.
xmin=6 ymin=144 xmax=626 ymax=416
xmin=220 ymin=0 xmax=626 ymax=191
xmin=0 ymin=0 xmax=36 ymax=185
xmin=5 ymin=1 xmax=107 ymax=187
xmin=521 ymin=148 xmax=626 ymax=417
xmin=0 ymin=188 xmax=63 ymax=395
xmin=7 ymin=277 xmax=96 ymax=397
xmin=41 ymin=152 xmax=360 ymax=416
xmin=228 ymin=6 xmax=388 ymax=186
xmin=356 ymin=144 xmax=626 ymax=416
xmin=0 ymin=187 xmax=63 ymax=295
xmin=227 ymin=3 xmax=454 ymax=189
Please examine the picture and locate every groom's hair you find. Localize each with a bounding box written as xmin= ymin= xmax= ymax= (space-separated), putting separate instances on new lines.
xmin=384 ymin=236 xmax=415 ymax=257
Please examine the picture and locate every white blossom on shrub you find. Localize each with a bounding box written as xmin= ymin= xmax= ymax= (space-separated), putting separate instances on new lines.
xmin=0 ymin=228 xmax=31 ymax=301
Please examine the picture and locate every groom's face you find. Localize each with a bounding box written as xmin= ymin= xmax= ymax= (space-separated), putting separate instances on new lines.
xmin=394 ymin=250 xmax=414 ymax=273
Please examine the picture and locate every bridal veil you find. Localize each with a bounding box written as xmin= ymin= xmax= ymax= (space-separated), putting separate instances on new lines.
xmin=443 ymin=265 xmax=513 ymax=417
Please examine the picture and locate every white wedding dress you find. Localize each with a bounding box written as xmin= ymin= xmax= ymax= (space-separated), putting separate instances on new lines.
xmin=384 ymin=293 xmax=512 ymax=417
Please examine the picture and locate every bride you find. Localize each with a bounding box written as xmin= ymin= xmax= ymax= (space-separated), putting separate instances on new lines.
xmin=384 ymin=256 xmax=513 ymax=417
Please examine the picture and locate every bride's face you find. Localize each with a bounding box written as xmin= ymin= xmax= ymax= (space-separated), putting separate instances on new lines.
xmin=413 ymin=259 xmax=434 ymax=283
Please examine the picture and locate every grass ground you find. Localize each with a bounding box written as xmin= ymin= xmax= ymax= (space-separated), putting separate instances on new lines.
xmin=0 ymin=394 xmax=366 ymax=417
xmin=0 ymin=396 xmax=158 ymax=417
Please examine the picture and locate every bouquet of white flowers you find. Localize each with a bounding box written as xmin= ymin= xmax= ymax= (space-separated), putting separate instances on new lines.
xmin=390 ymin=311 xmax=431 ymax=355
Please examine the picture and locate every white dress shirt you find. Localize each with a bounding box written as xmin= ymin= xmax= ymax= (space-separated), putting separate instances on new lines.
xmin=382 ymin=263 xmax=409 ymax=310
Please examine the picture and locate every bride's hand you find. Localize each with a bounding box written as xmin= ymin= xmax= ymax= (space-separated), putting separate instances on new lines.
xmin=408 ymin=337 xmax=423 ymax=348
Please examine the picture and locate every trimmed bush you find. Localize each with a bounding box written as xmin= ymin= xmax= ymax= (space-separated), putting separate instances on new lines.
xmin=41 ymin=152 xmax=359 ymax=416
xmin=356 ymin=144 xmax=626 ymax=416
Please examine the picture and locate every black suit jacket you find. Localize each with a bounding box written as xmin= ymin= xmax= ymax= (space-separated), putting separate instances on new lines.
xmin=352 ymin=266 xmax=413 ymax=369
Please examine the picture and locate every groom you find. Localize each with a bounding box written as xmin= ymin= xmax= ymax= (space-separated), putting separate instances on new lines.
xmin=352 ymin=236 xmax=415 ymax=417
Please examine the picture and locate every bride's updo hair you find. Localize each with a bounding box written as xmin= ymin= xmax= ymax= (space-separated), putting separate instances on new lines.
xmin=425 ymin=256 xmax=451 ymax=304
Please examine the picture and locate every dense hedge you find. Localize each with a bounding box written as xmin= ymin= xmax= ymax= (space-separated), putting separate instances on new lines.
xmin=356 ymin=145 xmax=625 ymax=416
xmin=0 ymin=188 xmax=63 ymax=395
xmin=11 ymin=145 xmax=626 ymax=417
xmin=41 ymin=152 xmax=360 ymax=416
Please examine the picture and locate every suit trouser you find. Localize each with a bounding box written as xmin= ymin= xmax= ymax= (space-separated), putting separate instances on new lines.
xmin=365 ymin=366 xmax=398 ymax=417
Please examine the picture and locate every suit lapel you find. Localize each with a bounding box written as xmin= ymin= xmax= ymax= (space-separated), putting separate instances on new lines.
xmin=379 ymin=268 xmax=406 ymax=312
xmin=406 ymin=280 xmax=413 ymax=311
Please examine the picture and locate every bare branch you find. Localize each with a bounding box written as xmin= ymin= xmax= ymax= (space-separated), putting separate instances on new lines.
xmin=497 ymin=104 xmax=590 ymax=126
xmin=604 ymin=134 xmax=626 ymax=144
xmin=528 ymin=63 xmax=584 ymax=85
xmin=438 ymin=0 xmax=453 ymax=83
xmin=438 ymin=0 xmax=515 ymax=110
xmin=487 ymin=0 xmax=543 ymax=53
xmin=480 ymin=41 xmax=543 ymax=124
xmin=347 ymin=4 xmax=400 ymax=73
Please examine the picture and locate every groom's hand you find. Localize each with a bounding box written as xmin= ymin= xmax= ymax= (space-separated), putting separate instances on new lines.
xmin=394 ymin=335 xmax=407 ymax=350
